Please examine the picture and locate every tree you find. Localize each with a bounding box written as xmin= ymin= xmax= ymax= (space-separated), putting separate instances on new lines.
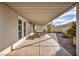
xmin=67 ymin=22 xmax=76 ymax=37
xmin=47 ymin=24 xmax=52 ymax=33
xmin=67 ymin=22 xmax=76 ymax=46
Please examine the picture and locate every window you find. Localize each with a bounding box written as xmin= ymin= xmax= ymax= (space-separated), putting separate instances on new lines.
xmin=18 ymin=19 xmax=22 ymax=39
xmin=24 ymin=22 xmax=26 ymax=36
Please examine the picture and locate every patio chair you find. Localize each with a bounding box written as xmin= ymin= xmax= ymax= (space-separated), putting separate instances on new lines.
xmin=34 ymin=25 xmax=45 ymax=38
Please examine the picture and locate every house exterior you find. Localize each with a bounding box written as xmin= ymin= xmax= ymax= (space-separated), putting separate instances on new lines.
xmin=0 ymin=2 xmax=79 ymax=56
xmin=0 ymin=3 xmax=33 ymax=53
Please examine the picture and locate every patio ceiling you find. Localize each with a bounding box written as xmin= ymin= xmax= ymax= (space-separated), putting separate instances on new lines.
xmin=6 ymin=2 xmax=76 ymax=25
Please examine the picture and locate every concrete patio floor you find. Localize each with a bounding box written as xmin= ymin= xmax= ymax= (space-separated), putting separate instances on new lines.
xmin=7 ymin=33 xmax=72 ymax=56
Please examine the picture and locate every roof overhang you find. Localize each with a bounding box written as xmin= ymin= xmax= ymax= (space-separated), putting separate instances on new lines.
xmin=6 ymin=2 xmax=77 ymax=25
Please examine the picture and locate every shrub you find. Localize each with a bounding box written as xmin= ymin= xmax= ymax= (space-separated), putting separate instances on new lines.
xmin=47 ymin=24 xmax=52 ymax=32
xmin=67 ymin=22 xmax=76 ymax=37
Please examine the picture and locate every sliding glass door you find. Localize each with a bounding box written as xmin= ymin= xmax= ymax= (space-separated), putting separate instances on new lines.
xmin=18 ymin=19 xmax=22 ymax=39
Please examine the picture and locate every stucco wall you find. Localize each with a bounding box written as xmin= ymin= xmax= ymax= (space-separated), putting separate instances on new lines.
xmin=0 ymin=4 xmax=33 ymax=52
xmin=0 ymin=4 xmax=3 ymax=51
xmin=0 ymin=4 xmax=19 ymax=52
xmin=26 ymin=23 xmax=33 ymax=35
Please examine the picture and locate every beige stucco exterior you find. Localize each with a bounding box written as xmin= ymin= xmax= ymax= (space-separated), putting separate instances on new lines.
xmin=0 ymin=3 xmax=33 ymax=52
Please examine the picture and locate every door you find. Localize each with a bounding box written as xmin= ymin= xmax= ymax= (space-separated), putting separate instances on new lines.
xmin=24 ymin=22 xmax=26 ymax=37
xmin=18 ymin=19 xmax=22 ymax=39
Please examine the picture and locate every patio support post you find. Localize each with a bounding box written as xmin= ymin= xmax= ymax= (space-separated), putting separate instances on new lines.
xmin=76 ymin=4 xmax=79 ymax=56
xmin=51 ymin=21 xmax=52 ymax=37
xmin=33 ymin=24 xmax=35 ymax=32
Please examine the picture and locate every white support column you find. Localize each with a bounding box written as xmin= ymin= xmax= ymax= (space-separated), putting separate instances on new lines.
xmin=51 ymin=21 xmax=52 ymax=37
xmin=76 ymin=4 xmax=79 ymax=56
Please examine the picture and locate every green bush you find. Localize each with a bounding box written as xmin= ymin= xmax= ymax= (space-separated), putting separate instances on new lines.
xmin=67 ymin=22 xmax=76 ymax=37
xmin=47 ymin=24 xmax=52 ymax=32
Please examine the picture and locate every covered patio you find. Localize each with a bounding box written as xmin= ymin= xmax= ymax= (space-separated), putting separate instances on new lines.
xmin=0 ymin=2 xmax=78 ymax=56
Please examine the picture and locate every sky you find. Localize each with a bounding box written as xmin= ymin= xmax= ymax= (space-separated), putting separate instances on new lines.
xmin=52 ymin=7 xmax=76 ymax=26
